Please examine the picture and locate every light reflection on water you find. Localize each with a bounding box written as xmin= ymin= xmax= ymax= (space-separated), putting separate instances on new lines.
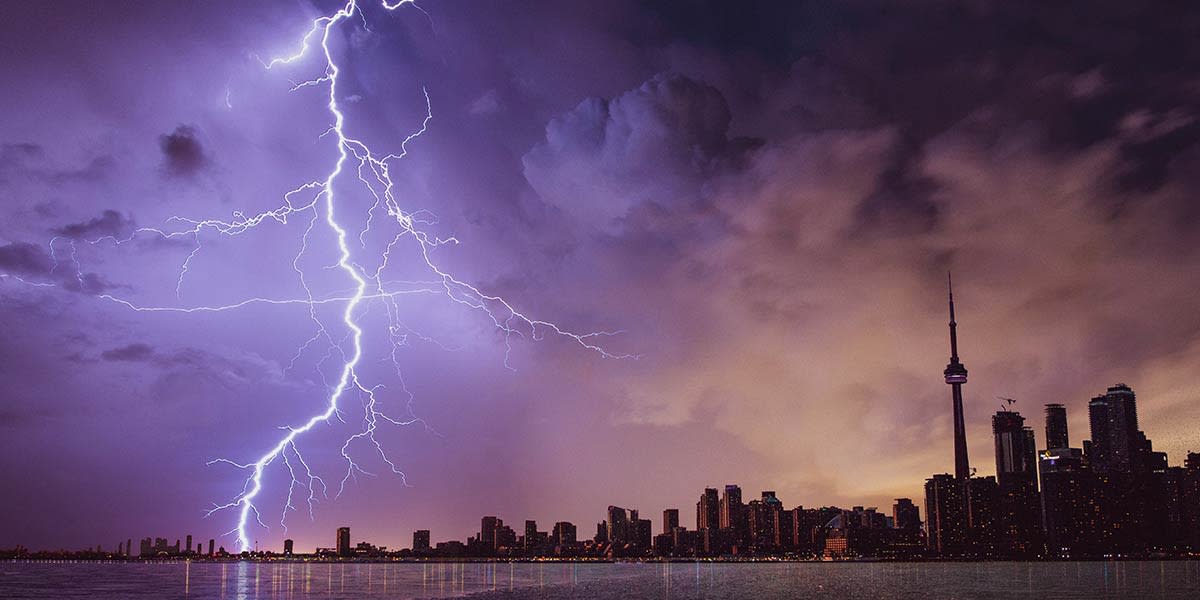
xmin=1 ymin=560 xmax=1198 ymax=599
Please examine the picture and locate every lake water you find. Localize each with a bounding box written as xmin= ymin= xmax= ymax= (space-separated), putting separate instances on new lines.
xmin=2 ymin=560 xmax=1198 ymax=599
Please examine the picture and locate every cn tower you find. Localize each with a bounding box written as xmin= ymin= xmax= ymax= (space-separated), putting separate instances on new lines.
xmin=944 ymin=273 xmax=971 ymax=480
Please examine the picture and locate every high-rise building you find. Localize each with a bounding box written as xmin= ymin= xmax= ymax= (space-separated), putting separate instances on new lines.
xmin=480 ymin=516 xmax=500 ymax=551
xmin=924 ymin=474 xmax=969 ymax=556
xmin=993 ymin=410 xmax=1038 ymax=490
xmin=208 ymin=539 xmax=214 ymax=556
xmin=552 ymin=522 xmax=577 ymax=546
xmin=663 ymin=509 xmax=679 ymax=533
xmin=991 ymin=409 xmax=1040 ymax=556
xmin=607 ymin=506 xmax=631 ymax=546
xmin=696 ymin=488 xmax=719 ymax=531
xmin=336 ymin=527 xmax=351 ymax=557
xmin=283 ymin=539 xmax=294 ymax=555
xmin=524 ymin=520 xmax=538 ymax=548
xmin=944 ymin=274 xmax=971 ymax=481
xmin=893 ymin=498 xmax=920 ymax=532
xmin=185 ymin=535 xmax=192 ymax=554
xmin=413 ymin=530 xmax=430 ymax=552
xmin=719 ymin=485 xmax=743 ymax=529
xmin=1088 ymin=384 xmax=1140 ymax=473
xmin=1045 ymin=403 xmax=1069 ymax=449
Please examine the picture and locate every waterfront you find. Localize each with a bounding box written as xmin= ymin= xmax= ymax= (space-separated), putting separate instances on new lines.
xmin=2 ymin=560 xmax=1199 ymax=599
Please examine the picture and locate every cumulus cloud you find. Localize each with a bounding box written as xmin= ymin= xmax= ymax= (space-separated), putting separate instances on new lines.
xmin=523 ymin=73 xmax=756 ymax=232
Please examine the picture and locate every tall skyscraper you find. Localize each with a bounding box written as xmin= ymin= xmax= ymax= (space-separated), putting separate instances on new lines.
xmin=696 ymin=488 xmax=719 ymax=531
xmin=663 ymin=509 xmax=679 ymax=533
xmin=524 ymin=520 xmax=538 ymax=549
xmin=552 ymin=522 xmax=577 ymax=545
xmin=1087 ymin=384 xmax=1139 ymax=472
xmin=283 ymin=539 xmax=294 ymax=555
xmin=992 ymin=410 xmax=1040 ymax=556
xmin=719 ymin=485 xmax=743 ymax=529
xmin=185 ymin=535 xmax=192 ymax=554
xmin=992 ymin=411 xmax=1037 ymax=491
xmin=944 ymin=274 xmax=971 ymax=480
xmin=480 ymin=516 xmax=500 ymax=551
xmin=1045 ymin=403 xmax=1069 ymax=449
xmin=336 ymin=527 xmax=351 ymax=557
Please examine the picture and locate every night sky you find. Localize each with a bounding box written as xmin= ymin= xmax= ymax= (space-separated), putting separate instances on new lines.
xmin=2 ymin=0 xmax=1199 ymax=553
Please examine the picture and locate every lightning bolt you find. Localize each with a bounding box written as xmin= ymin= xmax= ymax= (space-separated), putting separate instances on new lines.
xmin=3 ymin=0 xmax=634 ymax=552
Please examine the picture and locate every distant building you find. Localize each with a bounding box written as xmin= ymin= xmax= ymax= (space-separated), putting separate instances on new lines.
xmin=283 ymin=539 xmax=294 ymax=556
xmin=1044 ymin=403 xmax=1069 ymax=450
xmin=696 ymin=488 xmax=719 ymax=531
xmin=413 ymin=530 xmax=430 ymax=552
xmin=663 ymin=509 xmax=679 ymax=533
xmin=336 ymin=527 xmax=351 ymax=557
xmin=924 ymin=474 xmax=968 ymax=556
xmin=552 ymin=521 xmax=576 ymax=546
xmin=892 ymin=498 xmax=920 ymax=532
xmin=992 ymin=410 xmax=1041 ymax=557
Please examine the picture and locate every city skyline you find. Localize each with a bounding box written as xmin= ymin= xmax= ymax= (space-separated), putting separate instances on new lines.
xmin=3 ymin=0 xmax=1200 ymax=556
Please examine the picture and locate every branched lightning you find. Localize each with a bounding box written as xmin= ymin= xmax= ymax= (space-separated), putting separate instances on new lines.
xmin=0 ymin=0 xmax=634 ymax=552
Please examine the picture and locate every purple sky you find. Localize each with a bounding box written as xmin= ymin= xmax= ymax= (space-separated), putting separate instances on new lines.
xmin=2 ymin=0 xmax=1199 ymax=553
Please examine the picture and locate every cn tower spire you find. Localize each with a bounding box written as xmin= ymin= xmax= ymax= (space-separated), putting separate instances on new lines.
xmin=943 ymin=272 xmax=971 ymax=479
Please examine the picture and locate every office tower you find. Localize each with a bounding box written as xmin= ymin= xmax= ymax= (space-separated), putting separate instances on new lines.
xmin=924 ymin=474 xmax=969 ymax=556
xmin=594 ymin=521 xmax=607 ymax=543
xmin=412 ymin=530 xmax=430 ymax=552
xmin=607 ymin=506 xmax=631 ymax=546
xmin=696 ymin=488 xmax=719 ymax=531
xmin=283 ymin=539 xmax=294 ymax=555
xmin=773 ymin=508 xmax=795 ymax=549
xmin=893 ymin=498 xmax=920 ymax=532
xmin=185 ymin=535 xmax=192 ymax=554
xmin=992 ymin=409 xmax=1041 ymax=556
xmin=1045 ymin=403 xmax=1069 ymax=449
xmin=336 ymin=527 xmax=351 ymax=557
xmin=480 ymin=516 xmax=500 ymax=551
xmin=663 ymin=509 xmax=679 ymax=533
xmin=552 ymin=522 xmax=576 ymax=545
xmin=126 ymin=538 xmax=132 ymax=557
xmin=1088 ymin=384 xmax=1140 ymax=473
xmin=993 ymin=410 xmax=1038 ymax=490
xmin=719 ymin=485 xmax=743 ymax=529
xmin=524 ymin=520 xmax=538 ymax=549
xmin=1039 ymin=446 xmax=1099 ymax=556
xmin=208 ymin=539 xmax=214 ymax=556
xmin=944 ymin=274 xmax=971 ymax=480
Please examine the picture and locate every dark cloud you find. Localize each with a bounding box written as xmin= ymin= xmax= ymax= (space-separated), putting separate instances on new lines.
xmin=158 ymin=125 xmax=208 ymax=177
xmin=0 ymin=242 xmax=53 ymax=276
xmin=100 ymin=343 xmax=155 ymax=362
xmin=523 ymin=73 xmax=756 ymax=232
xmin=52 ymin=209 xmax=136 ymax=240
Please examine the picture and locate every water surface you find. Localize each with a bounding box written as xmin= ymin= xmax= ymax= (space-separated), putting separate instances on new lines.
xmin=2 ymin=560 xmax=1198 ymax=599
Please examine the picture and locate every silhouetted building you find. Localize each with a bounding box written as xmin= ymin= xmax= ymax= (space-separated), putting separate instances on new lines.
xmin=480 ymin=516 xmax=500 ymax=552
xmin=552 ymin=522 xmax=576 ymax=546
xmin=696 ymin=488 xmax=719 ymax=531
xmin=893 ymin=498 xmax=920 ymax=532
xmin=185 ymin=535 xmax=192 ymax=554
xmin=336 ymin=527 xmax=351 ymax=557
xmin=1045 ymin=403 xmax=1069 ymax=450
xmin=925 ymin=474 xmax=968 ymax=556
xmin=283 ymin=539 xmax=293 ymax=556
xmin=663 ymin=509 xmax=679 ymax=533
xmin=413 ymin=530 xmax=430 ymax=552
xmin=992 ymin=409 xmax=1041 ymax=556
